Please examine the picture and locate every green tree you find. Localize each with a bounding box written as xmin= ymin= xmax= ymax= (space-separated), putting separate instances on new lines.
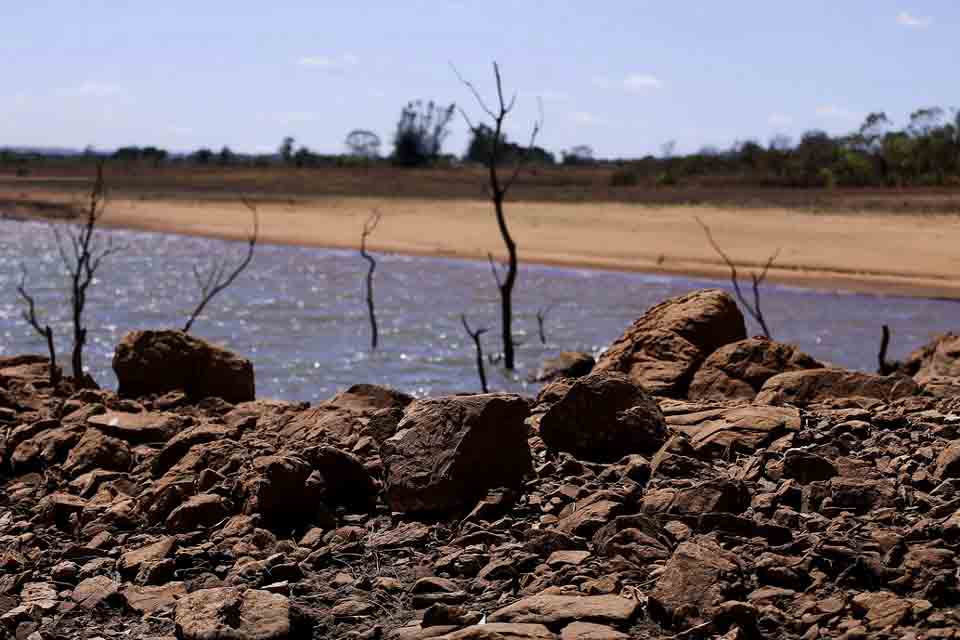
xmin=391 ymin=100 xmax=456 ymax=167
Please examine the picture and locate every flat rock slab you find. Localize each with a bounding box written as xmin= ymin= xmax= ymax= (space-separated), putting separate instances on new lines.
xmin=489 ymin=594 xmax=640 ymax=630
xmin=436 ymin=623 xmax=558 ymax=639
xmin=175 ymin=587 xmax=295 ymax=640
xmin=665 ymin=404 xmax=801 ymax=458
xmin=121 ymin=581 xmax=187 ymax=615
xmin=89 ymin=411 xmax=187 ymax=443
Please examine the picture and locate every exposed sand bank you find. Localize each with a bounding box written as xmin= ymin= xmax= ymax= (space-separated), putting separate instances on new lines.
xmin=6 ymin=190 xmax=960 ymax=299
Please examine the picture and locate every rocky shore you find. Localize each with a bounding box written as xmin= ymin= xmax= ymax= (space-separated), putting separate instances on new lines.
xmin=2 ymin=288 xmax=960 ymax=639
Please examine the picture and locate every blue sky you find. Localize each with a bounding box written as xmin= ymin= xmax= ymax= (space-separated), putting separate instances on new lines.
xmin=1 ymin=1 xmax=956 ymax=157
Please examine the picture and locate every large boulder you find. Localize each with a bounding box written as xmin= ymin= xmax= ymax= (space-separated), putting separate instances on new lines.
xmin=539 ymin=371 xmax=667 ymax=462
xmin=593 ymin=289 xmax=746 ymax=397
xmin=113 ymin=330 xmax=255 ymax=403
xmin=755 ymin=369 xmax=919 ymax=407
xmin=535 ymin=351 xmax=596 ymax=383
xmin=688 ymin=337 xmax=822 ymax=402
xmin=382 ymin=394 xmax=531 ymax=514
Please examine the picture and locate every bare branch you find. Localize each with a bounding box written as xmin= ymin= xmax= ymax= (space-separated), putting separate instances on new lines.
xmin=536 ymin=303 xmax=555 ymax=345
xmin=183 ymin=198 xmax=259 ymax=333
xmin=696 ymin=216 xmax=777 ymax=339
xmin=16 ymin=265 xmax=61 ymax=386
xmin=360 ymin=209 xmax=382 ymax=350
xmin=450 ymin=62 xmax=497 ymax=121
xmin=461 ymin=314 xmax=490 ymax=393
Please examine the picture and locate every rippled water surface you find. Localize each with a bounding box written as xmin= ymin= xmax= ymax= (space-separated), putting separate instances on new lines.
xmin=0 ymin=219 xmax=956 ymax=401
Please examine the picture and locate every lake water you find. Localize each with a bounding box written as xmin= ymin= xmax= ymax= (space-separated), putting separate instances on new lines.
xmin=0 ymin=218 xmax=956 ymax=402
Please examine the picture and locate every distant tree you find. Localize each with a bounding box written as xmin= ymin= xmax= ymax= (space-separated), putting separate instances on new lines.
xmin=345 ymin=130 xmax=382 ymax=158
xmin=191 ymin=148 xmax=215 ymax=165
xmin=279 ymin=136 xmax=296 ymax=165
xmin=392 ymin=100 xmax=456 ymax=167
xmin=218 ymin=146 xmax=234 ymax=166
xmin=562 ymin=145 xmax=594 ymax=165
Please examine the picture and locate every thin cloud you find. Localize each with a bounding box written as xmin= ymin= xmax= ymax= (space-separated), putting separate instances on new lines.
xmin=768 ymin=112 xmax=793 ymax=126
xmin=897 ymin=11 xmax=932 ymax=28
xmin=297 ymin=54 xmax=359 ymax=72
xmin=59 ymin=82 xmax=126 ymax=98
xmin=623 ymin=74 xmax=662 ymax=92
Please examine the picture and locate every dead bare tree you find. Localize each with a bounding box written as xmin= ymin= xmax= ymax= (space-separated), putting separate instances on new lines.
xmin=461 ymin=315 xmax=489 ymax=393
xmin=183 ymin=199 xmax=259 ymax=333
xmin=16 ymin=266 xmax=61 ymax=386
xmin=52 ymin=162 xmax=119 ymax=380
xmin=695 ymin=217 xmax=779 ymax=339
xmin=454 ymin=61 xmax=543 ymax=370
xmin=535 ymin=304 xmax=554 ymax=345
xmin=360 ymin=210 xmax=382 ymax=350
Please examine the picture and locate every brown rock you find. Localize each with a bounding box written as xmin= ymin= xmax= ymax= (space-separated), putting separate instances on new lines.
xmin=688 ymin=337 xmax=821 ymax=402
xmin=71 ymin=575 xmax=120 ymax=609
xmin=489 ymin=594 xmax=640 ymax=630
xmin=382 ymin=394 xmax=531 ymax=514
xmin=436 ymin=624 xmax=557 ymax=639
xmin=560 ymin=622 xmax=629 ymax=640
xmin=121 ymin=582 xmax=187 ymax=615
xmin=113 ymin=329 xmax=254 ymax=403
xmin=535 ymin=352 xmax=596 ymax=383
xmin=62 ymin=429 xmax=131 ymax=477
xmin=649 ymin=537 xmax=743 ymax=628
xmin=539 ymin=371 xmax=667 ymax=462
xmin=755 ymin=369 xmax=918 ymax=406
xmin=174 ymin=587 xmax=299 ymax=640
xmin=903 ymin=333 xmax=960 ymax=381
xmin=118 ymin=537 xmax=176 ymax=578
xmin=88 ymin=410 xmax=189 ymax=444
xmin=166 ymin=493 xmax=231 ymax=532
xmin=935 ymin=441 xmax=960 ymax=479
xmin=593 ymin=289 xmax=746 ymax=397
xmin=665 ymin=404 xmax=801 ymax=458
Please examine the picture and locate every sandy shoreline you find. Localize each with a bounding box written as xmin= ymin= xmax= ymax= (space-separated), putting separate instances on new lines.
xmin=6 ymin=191 xmax=960 ymax=300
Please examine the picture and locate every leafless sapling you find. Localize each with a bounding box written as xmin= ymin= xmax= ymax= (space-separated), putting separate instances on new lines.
xmin=183 ymin=198 xmax=259 ymax=333
xmin=454 ymin=61 xmax=543 ymax=370
xmin=16 ymin=266 xmax=61 ymax=386
xmin=695 ymin=217 xmax=779 ymax=339
xmin=360 ymin=210 xmax=382 ymax=350
xmin=535 ymin=304 xmax=554 ymax=345
xmin=52 ymin=162 xmax=120 ymax=380
xmin=461 ymin=314 xmax=489 ymax=393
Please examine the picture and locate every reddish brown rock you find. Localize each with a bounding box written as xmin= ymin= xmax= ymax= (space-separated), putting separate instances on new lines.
xmin=113 ymin=329 xmax=254 ymax=403
xmin=489 ymin=594 xmax=640 ymax=630
xmin=664 ymin=404 xmax=801 ymax=458
xmin=62 ymin=429 xmax=131 ymax=477
xmin=382 ymin=394 xmax=531 ymax=514
xmin=174 ymin=587 xmax=299 ymax=640
xmin=755 ymin=369 xmax=918 ymax=406
xmin=539 ymin=371 xmax=667 ymax=462
xmin=688 ymin=337 xmax=821 ymax=402
xmin=593 ymin=289 xmax=746 ymax=397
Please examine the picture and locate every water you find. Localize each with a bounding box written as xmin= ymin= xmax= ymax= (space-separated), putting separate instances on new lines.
xmin=0 ymin=218 xmax=956 ymax=402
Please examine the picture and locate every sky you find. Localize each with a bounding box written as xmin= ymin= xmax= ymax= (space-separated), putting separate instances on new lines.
xmin=1 ymin=1 xmax=957 ymax=158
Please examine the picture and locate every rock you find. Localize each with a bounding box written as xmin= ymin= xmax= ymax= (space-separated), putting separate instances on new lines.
xmin=240 ymin=456 xmax=315 ymax=526
xmin=664 ymin=404 xmax=801 ymax=458
xmin=71 ymin=576 xmax=120 ymax=610
xmin=560 ymin=622 xmax=630 ymax=640
xmin=935 ymin=441 xmax=960 ymax=479
xmin=688 ymin=337 xmax=822 ymax=402
xmin=593 ymin=289 xmax=746 ymax=397
xmin=121 ymin=582 xmax=187 ymax=615
xmin=166 ymin=493 xmax=231 ymax=532
xmin=903 ymin=333 xmax=960 ymax=381
xmin=782 ymin=450 xmax=838 ymax=484
xmin=435 ymin=624 xmax=557 ymax=639
xmin=649 ymin=537 xmax=743 ymax=628
xmin=174 ymin=587 xmax=302 ymax=640
xmin=118 ymin=537 xmax=176 ymax=578
xmin=535 ymin=352 xmax=596 ymax=383
xmin=304 ymin=445 xmax=377 ymax=510
xmin=539 ymin=371 xmax=667 ymax=462
xmin=62 ymin=429 xmax=131 ymax=477
xmin=88 ymin=410 xmax=189 ymax=444
xmin=755 ymin=369 xmax=918 ymax=406
xmin=325 ymin=383 xmax=413 ymax=412
xmin=113 ymin=329 xmax=255 ymax=403
xmin=489 ymin=594 xmax=640 ymax=630
xmin=382 ymin=394 xmax=531 ymax=514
